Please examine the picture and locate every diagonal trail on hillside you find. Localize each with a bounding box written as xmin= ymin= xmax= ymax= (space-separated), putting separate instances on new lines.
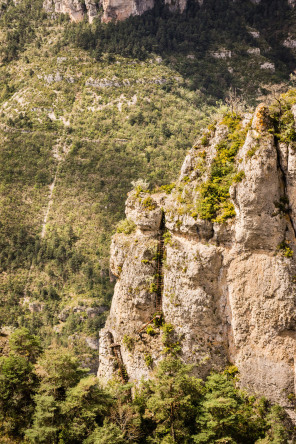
xmin=23 ymin=139 xmax=69 ymax=300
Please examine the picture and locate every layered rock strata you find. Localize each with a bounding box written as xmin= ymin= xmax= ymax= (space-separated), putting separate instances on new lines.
xmin=98 ymin=103 xmax=296 ymax=413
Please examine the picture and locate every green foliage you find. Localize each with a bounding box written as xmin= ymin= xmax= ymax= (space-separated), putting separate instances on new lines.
xmin=201 ymin=133 xmax=211 ymax=147
xmin=123 ymin=334 xmax=134 ymax=351
xmin=276 ymin=241 xmax=293 ymax=258
xmin=1 ymin=0 xmax=296 ymax=366
xmin=0 ymin=353 xmax=37 ymax=438
xmin=0 ymin=343 xmax=293 ymax=444
xmin=132 ymin=179 xmax=150 ymax=197
xmin=149 ymin=283 xmax=158 ymax=293
xmin=140 ymin=359 xmax=203 ymax=443
xmin=0 ymin=3 xmax=296 ymax=441
xmin=9 ymin=327 xmax=42 ymax=363
xmin=26 ymin=347 xmax=112 ymax=443
xmin=278 ymin=110 xmax=296 ymax=143
xmin=196 ymin=114 xmax=248 ymax=223
xmin=0 ymin=0 xmax=46 ymax=62
xmin=0 ymin=10 xmax=206 ymax=341
xmin=161 ymin=323 xmax=181 ymax=356
xmin=223 ymin=365 xmax=239 ymax=377
xmin=247 ymin=145 xmax=258 ymax=158
xmin=66 ymin=0 xmax=296 ymax=100
xmin=270 ymin=97 xmax=296 ymax=143
xmin=163 ymin=231 xmax=172 ymax=245
xmin=193 ymin=372 xmax=270 ymax=443
xmin=153 ymin=312 xmax=164 ymax=328
xmin=142 ymin=196 xmax=157 ymax=211
xmin=116 ymin=219 xmax=136 ymax=235
xmin=233 ymin=171 xmax=245 ymax=183
xmin=85 ymin=420 xmax=126 ymax=444
xmin=59 ymin=376 xmax=112 ymax=443
xmin=256 ymin=405 xmax=290 ymax=444
xmin=144 ymin=353 xmax=153 ymax=368
xmin=221 ymin=113 xmax=242 ymax=131
xmin=146 ymin=325 xmax=157 ymax=336
xmin=25 ymin=393 xmax=59 ymax=443
xmin=159 ymin=183 xmax=176 ymax=194
xmin=214 ymin=201 xmax=236 ymax=224
xmin=161 ymin=323 xmax=174 ymax=339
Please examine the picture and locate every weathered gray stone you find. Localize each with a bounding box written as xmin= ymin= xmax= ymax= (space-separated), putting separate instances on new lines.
xmin=43 ymin=0 xmax=99 ymax=22
xmin=98 ymin=104 xmax=296 ymax=412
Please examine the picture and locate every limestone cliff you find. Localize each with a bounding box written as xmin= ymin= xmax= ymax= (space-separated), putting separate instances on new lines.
xmin=43 ymin=0 xmax=100 ymax=22
xmin=98 ymin=99 xmax=296 ymax=415
xmin=101 ymin=0 xmax=152 ymax=22
xmin=101 ymin=0 xmax=204 ymax=22
xmin=42 ymin=0 xmax=192 ymax=22
xmin=42 ymin=0 xmax=206 ymax=22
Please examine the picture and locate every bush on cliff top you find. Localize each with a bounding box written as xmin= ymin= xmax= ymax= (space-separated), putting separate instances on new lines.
xmin=195 ymin=113 xmax=249 ymax=223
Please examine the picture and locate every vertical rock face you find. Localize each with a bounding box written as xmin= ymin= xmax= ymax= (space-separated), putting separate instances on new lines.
xmin=101 ymin=0 xmax=189 ymax=22
xmin=42 ymin=0 xmax=191 ymax=22
xmin=101 ymin=0 xmax=154 ymax=22
xmin=98 ymin=102 xmax=296 ymax=412
xmin=43 ymin=0 xmax=100 ymax=23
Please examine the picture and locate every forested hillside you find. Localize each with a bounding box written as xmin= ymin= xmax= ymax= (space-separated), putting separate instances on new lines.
xmin=1 ymin=0 xmax=296 ymax=348
xmin=1 ymin=0 xmax=296 ymax=441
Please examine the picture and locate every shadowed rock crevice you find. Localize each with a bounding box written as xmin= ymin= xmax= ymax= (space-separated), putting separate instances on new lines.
xmin=274 ymin=135 xmax=296 ymax=238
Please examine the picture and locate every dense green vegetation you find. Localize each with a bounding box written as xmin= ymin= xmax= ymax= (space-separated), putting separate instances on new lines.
xmin=0 ymin=0 xmax=47 ymax=62
xmin=0 ymin=328 xmax=293 ymax=443
xmin=194 ymin=114 xmax=250 ymax=223
xmin=0 ymin=3 xmax=210 ymax=358
xmin=67 ymin=0 xmax=296 ymax=100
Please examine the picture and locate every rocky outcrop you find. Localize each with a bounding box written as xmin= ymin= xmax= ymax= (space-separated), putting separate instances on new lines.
xmin=101 ymin=0 xmax=153 ymax=22
xmin=42 ymin=0 xmax=190 ymax=22
xmin=43 ymin=0 xmax=100 ymax=23
xmin=101 ymin=0 xmax=206 ymax=21
xmin=98 ymin=101 xmax=296 ymax=414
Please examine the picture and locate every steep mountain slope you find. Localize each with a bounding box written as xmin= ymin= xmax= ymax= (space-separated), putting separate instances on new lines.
xmin=1 ymin=0 xmax=296 ymax=368
xmin=98 ymin=94 xmax=296 ymax=417
xmin=0 ymin=11 xmax=209 ymax=365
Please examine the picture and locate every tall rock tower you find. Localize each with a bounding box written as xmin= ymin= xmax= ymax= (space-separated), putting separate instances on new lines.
xmin=98 ymin=103 xmax=296 ymax=419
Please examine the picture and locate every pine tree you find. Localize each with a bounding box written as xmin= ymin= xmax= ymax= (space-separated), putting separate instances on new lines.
xmin=85 ymin=420 xmax=126 ymax=444
xmin=0 ymin=353 xmax=37 ymax=438
xmin=141 ymin=359 xmax=203 ymax=443
xmin=60 ymin=376 xmax=112 ymax=442
xmin=9 ymin=327 xmax=42 ymax=363
xmin=25 ymin=347 xmax=112 ymax=443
